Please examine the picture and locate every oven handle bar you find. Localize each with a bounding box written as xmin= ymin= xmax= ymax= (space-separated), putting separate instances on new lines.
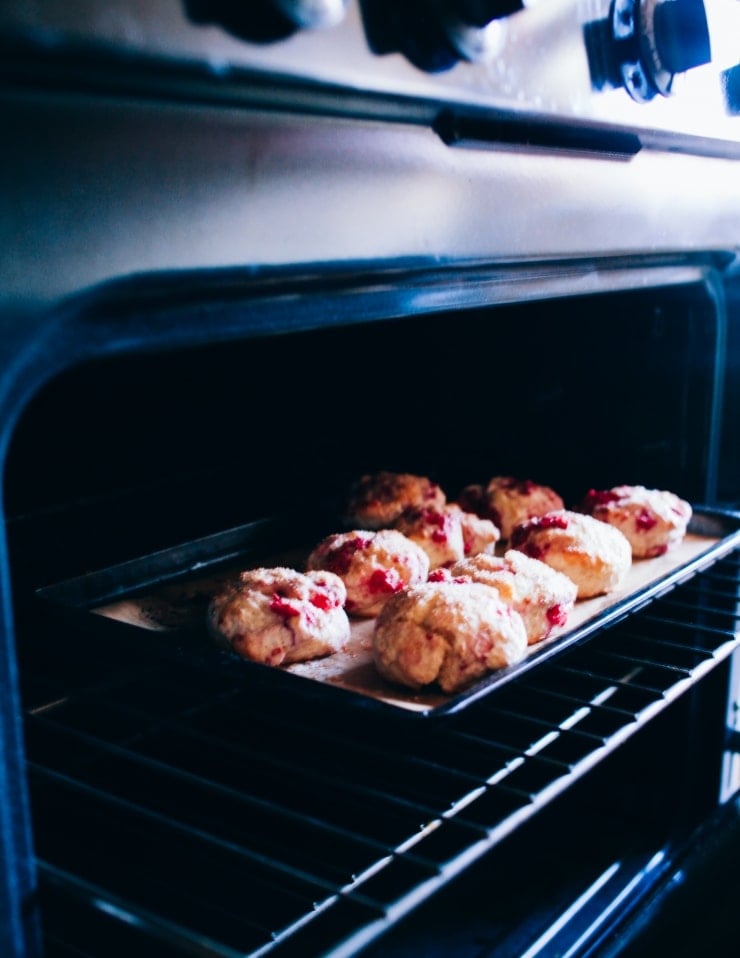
xmin=434 ymin=108 xmax=642 ymax=159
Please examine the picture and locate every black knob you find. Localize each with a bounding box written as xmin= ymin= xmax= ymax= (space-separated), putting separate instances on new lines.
xmin=452 ymin=0 xmax=524 ymax=27
xmin=275 ymin=0 xmax=348 ymax=29
xmin=185 ymin=0 xmax=346 ymax=43
xmin=361 ymin=0 xmax=523 ymax=73
xmin=360 ymin=0 xmax=460 ymax=73
xmin=653 ymin=0 xmax=711 ymax=74
xmin=441 ymin=0 xmax=524 ymax=62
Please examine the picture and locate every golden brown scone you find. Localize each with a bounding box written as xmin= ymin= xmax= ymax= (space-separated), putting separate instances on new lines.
xmin=306 ymin=528 xmax=430 ymax=617
xmin=445 ymin=549 xmax=577 ymax=644
xmin=445 ymin=503 xmax=501 ymax=558
xmin=373 ymin=581 xmax=527 ymax=693
xmin=458 ymin=483 xmax=493 ymax=519
xmin=578 ymin=485 xmax=692 ymax=558
xmin=510 ymin=510 xmax=632 ymax=599
xmin=344 ymin=471 xmax=446 ymax=529
xmin=207 ymin=567 xmax=350 ymax=666
xmin=482 ymin=476 xmax=565 ymax=540
xmin=393 ymin=506 xmax=465 ymax=570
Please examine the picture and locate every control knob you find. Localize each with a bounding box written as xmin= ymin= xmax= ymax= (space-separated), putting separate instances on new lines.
xmin=362 ymin=0 xmax=523 ymax=72
xmin=274 ymin=0 xmax=348 ymax=29
xmin=611 ymin=0 xmax=711 ymax=100
xmin=185 ymin=0 xmax=348 ymax=43
xmin=440 ymin=0 xmax=524 ymax=61
xmin=448 ymin=0 xmax=525 ymax=27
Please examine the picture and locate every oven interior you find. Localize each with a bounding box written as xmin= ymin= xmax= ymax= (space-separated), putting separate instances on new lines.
xmin=6 ymin=273 xmax=734 ymax=582
xmin=5 ymin=267 xmax=740 ymax=957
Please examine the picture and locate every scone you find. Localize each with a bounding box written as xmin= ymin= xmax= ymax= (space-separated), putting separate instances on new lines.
xmin=207 ymin=567 xmax=350 ymax=666
xmin=393 ymin=506 xmax=466 ymax=570
xmin=460 ymin=476 xmax=564 ymax=541
xmin=579 ymin=485 xmax=692 ymax=558
xmin=306 ymin=528 xmax=430 ymax=617
xmin=373 ymin=581 xmax=528 ymax=693
xmin=446 ymin=550 xmax=578 ymax=644
xmin=510 ymin=510 xmax=632 ymax=599
xmin=344 ymin=471 xmax=446 ymax=529
xmin=445 ymin=503 xmax=501 ymax=558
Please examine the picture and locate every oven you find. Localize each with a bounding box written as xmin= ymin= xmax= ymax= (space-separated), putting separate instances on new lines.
xmin=1 ymin=2 xmax=740 ymax=956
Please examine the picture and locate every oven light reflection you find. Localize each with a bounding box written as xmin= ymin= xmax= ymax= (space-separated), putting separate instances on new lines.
xmin=365 ymin=668 xmax=661 ymax=893
xmin=525 ymin=730 xmax=560 ymax=755
xmin=519 ymin=677 xmax=633 ymax=760
xmin=341 ymin=853 xmax=394 ymax=890
xmin=488 ymin=756 xmax=526 ymax=784
xmin=28 ymin=697 xmax=68 ymax=715
xmin=447 ymin=786 xmax=488 ymax=815
xmin=520 ymin=850 xmax=667 ymax=958
xmin=560 ymin=705 xmax=592 ymax=730
xmin=93 ymin=898 xmax=139 ymax=926
xmin=646 ymin=849 xmax=668 ymax=873
xmin=519 ymin=862 xmax=622 ymax=958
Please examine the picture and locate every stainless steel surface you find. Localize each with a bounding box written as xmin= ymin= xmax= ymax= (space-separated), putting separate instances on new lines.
xmin=0 ymin=0 xmax=738 ymax=140
xmin=2 ymin=89 xmax=740 ymax=307
xmin=2 ymin=0 xmax=740 ymax=307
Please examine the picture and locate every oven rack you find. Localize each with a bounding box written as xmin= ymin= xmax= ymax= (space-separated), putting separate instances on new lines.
xmin=22 ymin=550 xmax=740 ymax=958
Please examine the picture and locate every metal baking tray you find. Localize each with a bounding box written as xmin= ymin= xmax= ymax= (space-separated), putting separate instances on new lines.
xmin=36 ymin=506 xmax=740 ymax=718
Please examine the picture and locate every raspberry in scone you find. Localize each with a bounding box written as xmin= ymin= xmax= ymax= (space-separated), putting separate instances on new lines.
xmin=579 ymin=484 xmax=692 ymax=558
xmin=510 ymin=510 xmax=632 ymax=599
xmin=306 ymin=528 xmax=430 ymax=617
xmin=208 ymin=567 xmax=350 ymax=666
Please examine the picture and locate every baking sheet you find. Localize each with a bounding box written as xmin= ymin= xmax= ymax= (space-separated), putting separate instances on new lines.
xmin=46 ymin=506 xmax=738 ymax=717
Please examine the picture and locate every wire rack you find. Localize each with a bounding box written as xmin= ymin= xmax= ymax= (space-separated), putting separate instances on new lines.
xmin=21 ymin=550 xmax=740 ymax=958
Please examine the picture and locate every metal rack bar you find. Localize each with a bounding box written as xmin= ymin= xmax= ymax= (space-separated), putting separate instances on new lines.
xmin=25 ymin=555 xmax=740 ymax=957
